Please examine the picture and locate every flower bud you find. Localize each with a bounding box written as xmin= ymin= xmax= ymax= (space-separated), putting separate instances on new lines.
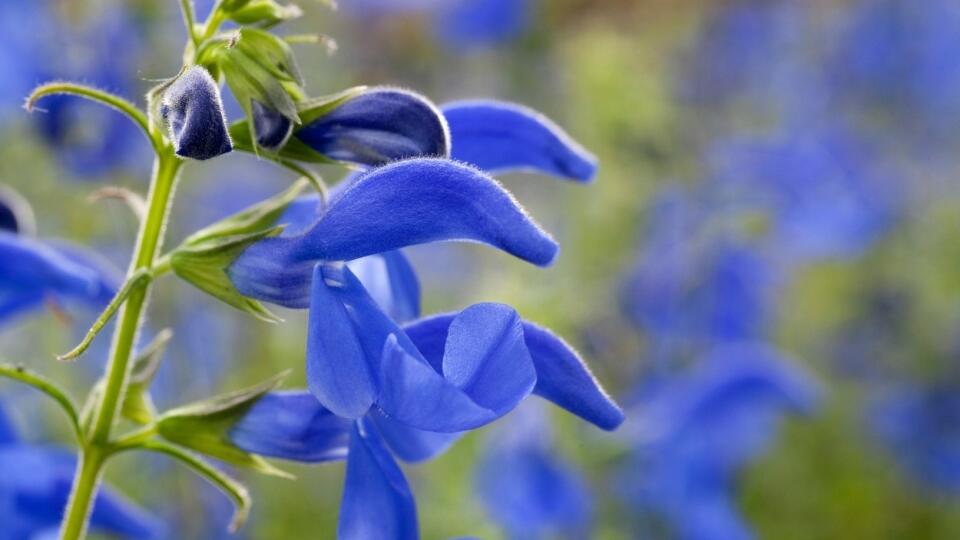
xmin=252 ymin=100 xmax=293 ymax=151
xmin=160 ymin=66 xmax=233 ymax=160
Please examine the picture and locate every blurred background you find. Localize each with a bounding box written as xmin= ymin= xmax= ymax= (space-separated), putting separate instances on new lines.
xmin=5 ymin=0 xmax=960 ymax=538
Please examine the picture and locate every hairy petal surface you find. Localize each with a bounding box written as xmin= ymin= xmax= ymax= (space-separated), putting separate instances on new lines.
xmin=443 ymin=100 xmax=597 ymax=182
xmin=161 ymin=66 xmax=232 ymax=160
xmin=297 ymin=88 xmax=449 ymax=167
xmin=230 ymin=391 xmax=351 ymax=463
xmin=339 ymin=419 xmax=418 ymax=540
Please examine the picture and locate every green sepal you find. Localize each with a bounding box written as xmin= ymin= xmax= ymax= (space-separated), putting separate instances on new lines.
xmin=229 ymin=86 xmax=367 ymax=162
xmin=0 ymin=363 xmax=81 ymax=442
xmin=156 ymin=372 xmax=292 ymax=477
xmin=228 ymin=0 xmax=303 ymax=27
xmin=171 ymin=229 xmax=283 ymax=323
xmin=185 ymin=178 xmax=307 ymax=246
xmin=199 ymin=28 xmax=305 ymax=153
xmin=122 ymin=329 xmax=174 ymax=425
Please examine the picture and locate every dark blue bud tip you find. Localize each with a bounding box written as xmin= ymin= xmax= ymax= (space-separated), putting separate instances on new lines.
xmin=0 ymin=185 xmax=35 ymax=235
xmin=252 ymin=100 xmax=293 ymax=151
xmin=162 ymin=66 xmax=233 ymax=161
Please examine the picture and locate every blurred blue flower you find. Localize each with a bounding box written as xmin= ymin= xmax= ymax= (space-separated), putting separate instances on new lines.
xmin=475 ymin=402 xmax=592 ymax=540
xmin=707 ymin=125 xmax=899 ymax=263
xmin=3 ymin=1 xmax=148 ymax=177
xmin=343 ymin=0 xmax=531 ymax=52
xmin=871 ymin=385 xmax=960 ymax=493
xmin=619 ymin=345 xmax=818 ymax=540
xmin=0 ymin=401 xmax=163 ymax=539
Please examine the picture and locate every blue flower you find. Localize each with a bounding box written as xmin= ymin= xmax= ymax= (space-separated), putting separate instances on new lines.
xmin=619 ymin=345 xmax=818 ymax=540
xmin=474 ymin=402 xmax=593 ymax=539
xmin=0 ymin=186 xmax=34 ymax=235
xmin=0 ymin=231 xmax=121 ymax=325
xmin=0 ymin=401 xmax=163 ymax=539
xmin=161 ymin=66 xmax=233 ymax=161
xmin=442 ymin=100 xmax=597 ymax=182
xmin=294 ymin=88 xmax=450 ymax=167
xmin=870 ymin=385 xmax=960 ymax=493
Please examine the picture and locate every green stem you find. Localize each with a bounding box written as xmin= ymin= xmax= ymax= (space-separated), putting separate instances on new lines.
xmin=58 ymin=151 xmax=183 ymax=540
xmin=179 ymin=0 xmax=199 ymax=48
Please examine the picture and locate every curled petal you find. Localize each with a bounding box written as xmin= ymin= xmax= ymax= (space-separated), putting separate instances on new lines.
xmin=296 ymin=87 xmax=450 ymax=167
xmin=161 ymin=66 xmax=232 ymax=160
xmin=405 ymin=313 xmax=624 ymax=431
xmin=339 ymin=419 xmax=419 ymax=540
xmin=442 ymin=303 xmax=536 ymax=416
xmin=370 ymin=409 xmax=462 ymax=463
xmin=378 ymin=334 xmax=497 ymax=432
xmin=306 ymin=264 xmax=377 ymax=419
xmin=348 ymin=250 xmax=422 ymax=323
xmin=443 ymin=100 xmax=597 ymax=182
xmin=230 ymin=391 xmax=351 ymax=463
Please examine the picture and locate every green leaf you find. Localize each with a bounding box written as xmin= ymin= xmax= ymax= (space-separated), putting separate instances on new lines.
xmin=171 ymin=229 xmax=283 ymax=323
xmin=139 ymin=440 xmax=253 ymax=533
xmin=0 ymin=364 xmax=81 ymax=441
xmin=156 ymin=372 xmax=292 ymax=477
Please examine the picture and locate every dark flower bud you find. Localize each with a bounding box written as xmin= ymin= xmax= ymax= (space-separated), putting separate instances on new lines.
xmin=160 ymin=66 xmax=233 ymax=161
xmin=252 ymin=100 xmax=293 ymax=152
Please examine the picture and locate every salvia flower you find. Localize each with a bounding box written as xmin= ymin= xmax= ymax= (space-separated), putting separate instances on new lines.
xmin=293 ymin=88 xmax=450 ymax=167
xmin=161 ymin=66 xmax=233 ymax=161
xmin=442 ymin=100 xmax=598 ymax=182
xmin=620 ymin=345 xmax=818 ymax=540
xmin=0 ymin=401 xmax=163 ymax=539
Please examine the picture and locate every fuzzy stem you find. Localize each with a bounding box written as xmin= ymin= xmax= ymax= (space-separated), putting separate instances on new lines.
xmin=58 ymin=150 xmax=183 ymax=540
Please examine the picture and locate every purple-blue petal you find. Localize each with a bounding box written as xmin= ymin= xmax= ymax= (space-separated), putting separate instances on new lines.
xmin=348 ymin=250 xmax=422 ymax=323
xmin=252 ymin=100 xmax=293 ymax=151
xmin=306 ymin=264 xmax=377 ymax=419
xmin=339 ymin=419 xmax=419 ymax=540
xmin=442 ymin=100 xmax=597 ymax=182
xmin=369 ymin=409 xmax=462 ymax=463
xmin=229 ymin=391 xmax=351 ymax=463
xmin=296 ymin=88 xmax=449 ymax=167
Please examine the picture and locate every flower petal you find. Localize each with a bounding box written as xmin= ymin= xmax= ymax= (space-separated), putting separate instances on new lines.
xmin=0 ymin=400 xmax=17 ymax=445
xmin=348 ymin=250 xmax=422 ymax=323
xmin=339 ymin=418 xmax=419 ymax=540
xmin=523 ymin=321 xmax=625 ymax=431
xmin=378 ymin=334 xmax=498 ymax=432
xmin=442 ymin=100 xmax=597 ymax=182
xmin=229 ymin=391 xmax=351 ymax=463
xmin=289 ymin=158 xmax=558 ymax=266
xmin=369 ymin=409 xmax=462 ymax=463
xmin=252 ymin=100 xmax=293 ymax=151
xmin=296 ymin=87 xmax=449 ymax=167
xmin=443 ymin=303 xmax=536 ymax=416
xmin=161 ymin=66 xmax=232 ymax=161
xmin=306 ymin=264 xmax=376 ymax=419
xmin=404 ymin=313 xmax=624 ymax=430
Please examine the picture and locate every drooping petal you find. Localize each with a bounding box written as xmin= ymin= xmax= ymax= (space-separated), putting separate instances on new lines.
xmin=289 ymin=158 xmax=558 ymax=265
xmin=404 ymin=313 xmax=624 ymax=431
xmin=442 ymin=100 xmax=597 ymax=182
xmin=377 ymin=334 xmax=498 ymax=432
xmin=306 ymin=264 xmax=377 ymax=419
xmin=229 ymin=391 xmax=351 ymax=463
xmin=229 ymin=159 xmax=559 ymax=306
xmin=161 ymin=66 xmax=232 ymax=160
xmin=296 ymin=87 xmax=449 ymax=167
xmin=369 ymin=409 xmax=462 ymax=463
xmin=339 ymin=419 xmax=419 ymax=540
xmin=252 ymin=100 xmax=293 ymax=151
xmin=348 ymin=250 xmax=422 ymax=323
xmin=443 ymin=303 xmax=536 ymax=416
